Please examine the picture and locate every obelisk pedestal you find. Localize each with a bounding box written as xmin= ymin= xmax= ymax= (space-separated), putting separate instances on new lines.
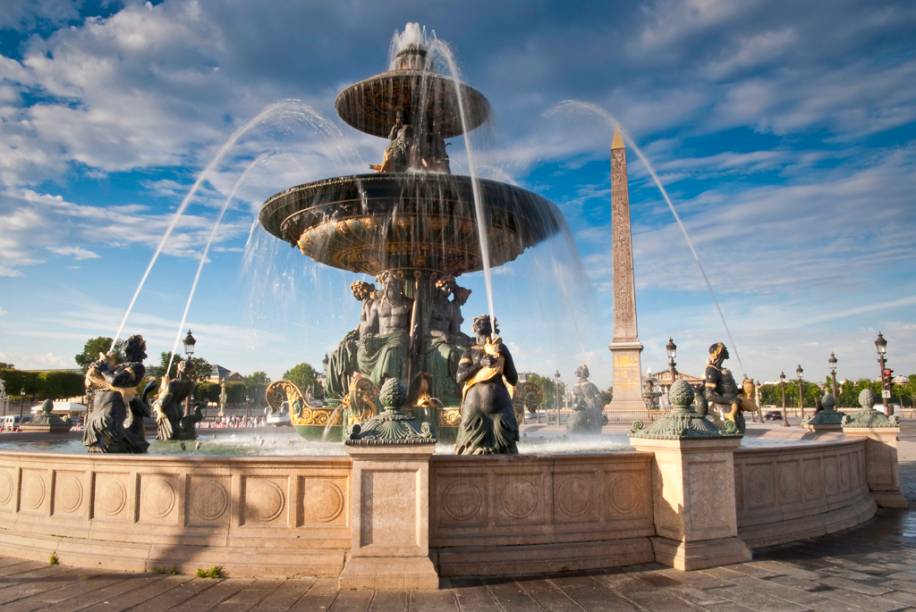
xmin=608 ymin=129 xmax=644 ymax=413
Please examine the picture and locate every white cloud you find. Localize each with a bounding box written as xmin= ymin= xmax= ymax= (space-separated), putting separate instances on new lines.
xmin=47 ymin=245 xmax=100 ymax=260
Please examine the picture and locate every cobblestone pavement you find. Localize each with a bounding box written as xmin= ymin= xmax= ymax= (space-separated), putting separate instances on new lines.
xmin=0 ymin=430 xmax=913 ymax=611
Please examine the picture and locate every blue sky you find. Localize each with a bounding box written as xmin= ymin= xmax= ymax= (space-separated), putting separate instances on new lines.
xmin=1 ymin=0 xmax=915 ymax=389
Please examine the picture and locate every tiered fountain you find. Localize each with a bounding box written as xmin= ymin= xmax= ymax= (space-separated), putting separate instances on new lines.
xmin=260 ymin=27 xmax=561 ymax=440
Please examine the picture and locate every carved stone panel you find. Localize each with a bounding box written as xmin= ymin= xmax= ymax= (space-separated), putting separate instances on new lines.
xmin=744 ymin=463 xmax=774 ymax=510
xmin=359 ymin=469 xmax=417 ymax=549
xmin=20 ymin=468 xmax=48 ymax=515
xmin=436 ymin=474 xmax=488 ymax=528
xmin=495 ymin=473 xmax=543 ymax=526
xmin=553 ymin=472 xmax=597 ymax=523
xmin=606 ymin=469 xmax=649 ymax=520
xmin=52 ymin=470 xmax=86 ymax=517
xmin=776 ymin=460 xmax=801 ymax=504
xmin=801 ymin=458 xmax=824 ymax=500
xmin=187 ymin=476 xmax=231 ymax=526
xmin=0 ymin=468 xmax=15 ymax=512
xmin=94 ymin=472 xmax=131 ymax=521
xmin=242 ymin=476 xmax=288 ymax=525
xmin=139 ymin=474 xmax=179 ymax=524
xmin=686 ymin=459 xmax=732 ymax=536
xmin=299 ymin=476 xmax=347 ymax=526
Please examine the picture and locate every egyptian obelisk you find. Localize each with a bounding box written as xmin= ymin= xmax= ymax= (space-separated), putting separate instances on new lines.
xmin=608 ymin=128 xmax=644 ymax=412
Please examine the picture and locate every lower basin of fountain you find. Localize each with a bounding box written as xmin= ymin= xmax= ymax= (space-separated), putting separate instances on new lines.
xmin=0 ymin=429 xmax=893 ymax=584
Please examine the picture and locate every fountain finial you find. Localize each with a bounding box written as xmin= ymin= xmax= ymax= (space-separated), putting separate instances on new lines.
xmin=611 ymin=127 xmax=625 ymax=151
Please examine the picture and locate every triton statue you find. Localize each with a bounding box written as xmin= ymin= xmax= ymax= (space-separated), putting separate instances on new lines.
xmin=454 ymin=315 xmax=519 ymax=455
xmin=324 ymin=280 xmax=378 ymax=398
xmin=82 ymin=334 xmax=151 ymax=454
xmin=704 ymin=342 xmax=757 ymax=434
xmin=151 ymin=359 xmax=202 ymax=441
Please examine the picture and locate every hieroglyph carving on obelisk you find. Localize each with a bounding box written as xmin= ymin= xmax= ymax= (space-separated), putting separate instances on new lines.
xmin=608 ymin=129 xmax=644 ymax=411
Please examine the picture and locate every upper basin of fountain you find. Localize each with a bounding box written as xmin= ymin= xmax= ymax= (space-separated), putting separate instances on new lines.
xmin=259 ymin=172 xmax=562 ymax=275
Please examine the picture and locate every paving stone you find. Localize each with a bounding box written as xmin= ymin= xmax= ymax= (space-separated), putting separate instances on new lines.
xmin=256 ymin=578 xmax=316 ymax=612
xmin=409 ymin=589 xmax=459 ymax=611
xmin=330 ymin=589 xmax=374 ymax=611
xmin=367 ymin=591 xmax=408 ymax=612
xmin=170 ymin=579 xmax=253 ymax=612
xmin=289 ymin=577 xmax=339 ymax=611
xmin=515 ymin=578 xmax=584 ymax=612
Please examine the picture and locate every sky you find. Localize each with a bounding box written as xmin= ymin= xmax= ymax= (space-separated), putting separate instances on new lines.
xmin=0 ymin=0 xmax=915 ymax=390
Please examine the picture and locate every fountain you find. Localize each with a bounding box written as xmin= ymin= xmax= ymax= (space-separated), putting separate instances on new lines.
xmin=0 ymin=23 xmax=906 ymax=589
xmin=259 ymin=27 xmax=561 ymax=441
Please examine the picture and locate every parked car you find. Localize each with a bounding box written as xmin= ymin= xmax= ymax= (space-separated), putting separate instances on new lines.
xmin=763 ymin=410 xmax=783 ymax=421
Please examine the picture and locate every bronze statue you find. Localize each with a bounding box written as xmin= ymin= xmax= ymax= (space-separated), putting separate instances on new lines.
xmin=82 ymin=334 xmax=151 ymax=454
xmin=324 ymin=280 xmax=378 ymax=398
xmin=356 ymin=271 xmax=412 ymax=388
xmin=454 ymin=315 xmax=519 ymax=455
xmin=703 ymin=343 xmax=757 ymax=434
xmin=151 ymin=359 xmax=202 ymax=441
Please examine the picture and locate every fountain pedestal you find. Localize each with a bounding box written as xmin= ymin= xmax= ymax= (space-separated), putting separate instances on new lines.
xmin=339 ymin=444 xmax=439 ymax=590
xmin=843 ymin=421 xmax=908 ymax=509
xmin=629 ymin=381 xmax=750 ymax=570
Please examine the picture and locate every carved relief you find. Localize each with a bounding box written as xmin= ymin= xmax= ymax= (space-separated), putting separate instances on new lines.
xmin=96 ymin=475 xmax=129 ymax=518
xmin=140 ymin=475 xmax=178 ymax=522
xmin=802 ymin=459 xmax=823 ymax=499
xmin=301 ymin=478 xmax=345 ymax=524
xmin=745 ymin=464 xmax=774 ymax=509
xmin=824 ymin=457 xmax=839 ymax=494
xmin=0 ymin=469 xmax=14 ymax=507
xmin=441 ymin=479 xmax=485 ymax=523
xmin=20 ymin=469 xmax=46 ymax=512
xmin=611 ymin=148 xmax=637 ymax=341
xmin=555 ymin=474 xmax=593 ymax=519
xmin=608 ymin=472 xmax=643 ymax=516
xmin=498 ymin=478 xmax=539 ymax=522
xmin=776 ymin=461 xmax=801 ymax=502
xmin=244 ymin=477 xmax=286 ymax=523
xmin=188 ymin=477 xmax=230 ymax=524
xmin=54 ymin=471 xmax=84 ymax=515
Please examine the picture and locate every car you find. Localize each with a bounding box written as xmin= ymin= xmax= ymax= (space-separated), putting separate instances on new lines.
xmin=763 ymin=410 xmax=782 ymax=421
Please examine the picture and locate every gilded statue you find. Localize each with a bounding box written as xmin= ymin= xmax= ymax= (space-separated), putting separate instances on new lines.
xmin=454 ymin=315 xmax=519 ymax=455
xmin=703 ymin=342 xmax=757 ymax=434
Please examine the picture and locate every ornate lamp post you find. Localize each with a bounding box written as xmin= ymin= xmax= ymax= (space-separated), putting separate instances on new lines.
xmin=875 ymin=332 xmax=892 ymax=415
xmin=19 ymin=387 xmax=25 ymax=421
xmin=666 ymin=337 xmax=678 ymax=383
xmin=828 ymin=352 xmax=839 ymax=404
xmin=183 ymin=329 xmax=196 ymax=417
xmin=779 ymin=371 xmax=788 ymax=426
xmin=554 ymin=370 xmax=562 ymax=426
xmin=796 ymin=364 xmax=804 ymax=419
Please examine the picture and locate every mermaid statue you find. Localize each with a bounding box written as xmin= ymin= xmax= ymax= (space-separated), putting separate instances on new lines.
xmin=82 ymin=334 xmax=152 ymax=454
xmin=454 ymin=315 xmax=519 ymax=455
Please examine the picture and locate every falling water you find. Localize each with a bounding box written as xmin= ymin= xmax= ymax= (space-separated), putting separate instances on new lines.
xmin=546 ymin=100 xmax=747 ymax=376
xmin=165 ymin=153 xmax=278 ymax=375
xmin=426 ymin=39 xmax=497 ymax=335
xmin=111 ymin=99 xmax=340 ymax=349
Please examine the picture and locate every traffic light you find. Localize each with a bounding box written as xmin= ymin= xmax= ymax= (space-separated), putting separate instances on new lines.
xmin=882 ymin=368 xmax=894 ymax=382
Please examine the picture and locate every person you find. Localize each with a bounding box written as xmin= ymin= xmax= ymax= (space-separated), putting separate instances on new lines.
xmin=454 ymin=315 xmax=519 ymax=455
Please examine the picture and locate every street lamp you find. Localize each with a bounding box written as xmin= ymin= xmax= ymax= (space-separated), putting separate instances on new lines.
xmin=779 ymin=371 xmax=788 ymax=426
xmin=795 ymin=364 xmax=804 ymax=419
xmin=183 ymin=329 xmax=197 ymax=417
xmin=554 ymin=370 xmax=562 ymax=426
xmin=827 ymin=352 xmax=839 ymax=404
xmin=875 ymin=332 xmax=892 ymax=415
xmin=19 ymin=388 xmax=25 ymax=421
xmin=666 ymin=337 xmax=678 ymax=382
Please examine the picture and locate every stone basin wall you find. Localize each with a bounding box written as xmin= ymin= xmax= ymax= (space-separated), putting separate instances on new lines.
xmin=734 ymin=438 xmax=875 ymax=548
xmin=0 ymin=453 xmax=351 ymax=576
xmin=0 ymin=436 xmax=883 ymax=579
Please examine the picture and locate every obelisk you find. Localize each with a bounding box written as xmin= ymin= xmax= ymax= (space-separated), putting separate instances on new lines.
xmin=608 ymin=129 xmax=644 ymax=412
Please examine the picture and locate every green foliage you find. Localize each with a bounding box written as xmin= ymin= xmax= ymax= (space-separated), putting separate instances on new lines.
xmin=157 ymin=353 xmax=211 ymax=382
xmin=225 ymin=381 xmax=248 ymax=404
xmin=151 ymin=566 xmax=179 ymax=575
xmin=525 ymin=373 xmax=566 ymax=409
xmin=193 ymin=381 xmax=221 ymax=403
xmin=0 ymin=368 xmax=83 ymax=400
xmin=244 ymin=371 xmax=270 ymax=386
xmin=283 ymin=362 xmax=317 ymax=392
xmin=49 ymin=553 xmax=59 ymax=565
xmin=75 ymin=337 xmax=124 ymax=371
xmin=196 ymin=565 xmax=223 ymax=579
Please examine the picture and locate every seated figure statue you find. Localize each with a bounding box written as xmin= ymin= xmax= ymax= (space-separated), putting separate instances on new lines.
xmin=324 ymin=280 xmax=377 ymax=399
xmin=454 ymin=315 xmax=519 ymax=455
xmin=356 ymin=271 xmax=412 ymax=388
xmin=425 ymin=276 xmax=472 ymax=405
xmin=704 ymin=342 xmax=757 ymax=434
xmin=151 ymin=359 xmax=202 ymax=441
xmin=570 ymin=364 xmax=605 ymax=433
xmin=82 ymin=335 xmax=151 ymax=454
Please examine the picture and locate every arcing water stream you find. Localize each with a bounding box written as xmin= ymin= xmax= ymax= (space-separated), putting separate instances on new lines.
xmin=547 ymin=100 xmax=747 ymax=376
xmin=111 ymin=99 xmax=343 ymax=350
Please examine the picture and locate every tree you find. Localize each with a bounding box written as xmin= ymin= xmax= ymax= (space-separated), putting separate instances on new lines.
xmin=245 ymin=371 xmax=271 ymax=386
xmin=75 ymin=337 xmax=124 ymax=371
xmin=0 ymin=362 xmax=14 ymax=369
xmin=283 ymin=363 xmax=317 ymax=393
xmin=157 ymin=353 xmax=212 ymax=382
xmin=526 ymin=373 xmax=566 ymax=409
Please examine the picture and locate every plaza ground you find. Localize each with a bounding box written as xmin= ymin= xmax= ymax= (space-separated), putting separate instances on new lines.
xmin=0 ymin=421 xmax=913 ymax=611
